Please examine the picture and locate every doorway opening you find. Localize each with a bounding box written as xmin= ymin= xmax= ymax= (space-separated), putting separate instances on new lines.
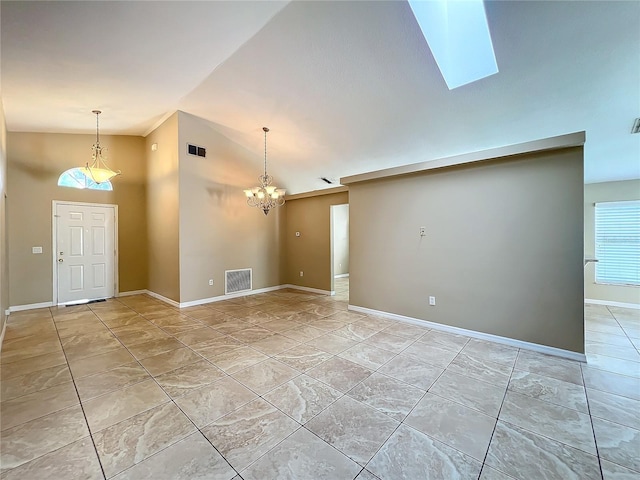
xmin=330 ymin=203 xmax=349 ymax=300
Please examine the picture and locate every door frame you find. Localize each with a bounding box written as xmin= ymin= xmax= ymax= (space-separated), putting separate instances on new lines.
xmin=52 ymin=200 xmax=119 ymax=305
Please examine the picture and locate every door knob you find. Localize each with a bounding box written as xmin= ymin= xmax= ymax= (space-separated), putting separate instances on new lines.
xmin=58 ymin=259 xmax=64 ymax=263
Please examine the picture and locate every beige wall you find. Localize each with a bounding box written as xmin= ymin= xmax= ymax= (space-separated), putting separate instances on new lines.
xmin=177 ymin=112 xmax=282 ymax=303
xmin=284 ymin=191 xmax=349 ymax=292
xmin=7 ymin=132 xmax=147 ymax=306
xmin=146 ymin=113 xmax=180 ymax=302
xmin=332 ymin=204 xmax=349 ymax=276
xmin=584 ymin=179 xmax=640 ymax=305
xmin=0 ymin=101 xmax=8 ymax=334
xmin=349 ymin=148 xmax=585 ymax=353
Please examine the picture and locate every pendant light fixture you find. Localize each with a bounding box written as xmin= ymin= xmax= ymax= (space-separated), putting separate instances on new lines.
xmin=83 ymin=110 xmax=120 ymax=184
xmin=244 ymin=127 xmax=286 ymax=215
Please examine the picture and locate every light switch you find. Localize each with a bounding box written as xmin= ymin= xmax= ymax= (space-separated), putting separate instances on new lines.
xmin=32 ymin=246 xmax=43 ymax=254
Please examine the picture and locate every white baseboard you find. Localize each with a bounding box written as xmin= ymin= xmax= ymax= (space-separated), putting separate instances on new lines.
xmin=349 ymin=304 xmax=587 ymax=363
xmin=179 ymin=285 xmax=287 ymax=308
xmin=334 ymin=273 xmax=350 ymax=279
xmin=145 ymin=290 xmax=181 ymax=308
xmin=283 ymin=284 xmax=334 ymax=296
xmin=9 ymin=301 xmax=54 ymax=313
xmin=117 ymin=290 xmax=147 ymax=297
xmin=0 ymin=319 xmax=6 ymax=354
xmin=585 ymin=299 xmax=640 ymax=310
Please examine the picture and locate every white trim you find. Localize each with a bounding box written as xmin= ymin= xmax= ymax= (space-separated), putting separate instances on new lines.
xmin=145 ymin=290 xmax=181 ymax=308
xmin=117 ymin=290 xmax=147 ymax=297
xmin=585 ymin=299 xmax=640 ymax=310
xmin=179 ymin=285 xmax=286 ymax=308
xmin=349 ymin=304 xmax=587 ymax=363
xmin=334 ymin=273 xmax=350 ymax=279
xmin=0 ymin=319 xmax=7 ymax=354
xmin=9 ymin=301 xmax=54 ymax=312
xmin=283 ymin=284 xmax=334 ymax=296
xmin=52 ymin=201 xmax=119 ymax=305
xmin=4 ymin=309 xmax=10 ymax=316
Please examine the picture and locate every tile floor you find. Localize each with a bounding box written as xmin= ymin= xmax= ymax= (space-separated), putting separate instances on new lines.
xmin=1 ymin=279 xmax=639 ymax=479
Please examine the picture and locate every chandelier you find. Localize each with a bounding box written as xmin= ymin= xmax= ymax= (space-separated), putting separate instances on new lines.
xmin=244 ymin=127 xmax=286 ymax=215
xmin=83 ymin=110 xmax=120 ymax=184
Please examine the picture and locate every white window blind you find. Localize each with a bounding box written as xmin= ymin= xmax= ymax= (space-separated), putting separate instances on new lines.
xmin=595 ymin=200 xmax=640 ymax=286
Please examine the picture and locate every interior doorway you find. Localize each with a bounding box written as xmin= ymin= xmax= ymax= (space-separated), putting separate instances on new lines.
xmin=330 ymin=203 xmax=349 ymax=296
xmin=53 ymin=201 xmax=118 ymax=305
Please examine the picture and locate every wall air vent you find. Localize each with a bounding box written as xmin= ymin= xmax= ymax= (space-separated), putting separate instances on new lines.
xmin=632 ymin=118 xmax=640 ymax=134
xmin=225 ymin=268 xmax=252 ymax=295
xmin=187 ymin=143 xmax=206 ymax=157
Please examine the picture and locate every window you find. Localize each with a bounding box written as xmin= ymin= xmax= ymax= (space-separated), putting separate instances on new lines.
xmin=595 ymin=200 xmax=640 ymax=286
xmin=58 ymin=168 xmax=112 ymax=191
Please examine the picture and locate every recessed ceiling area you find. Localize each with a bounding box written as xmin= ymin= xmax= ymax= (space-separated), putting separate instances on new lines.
xmin=1 ymin=0 xmax=638 ymax=194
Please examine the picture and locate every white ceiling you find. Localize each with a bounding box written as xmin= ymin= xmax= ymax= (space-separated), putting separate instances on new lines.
xmin=2 ymin=1 xmax=639 ymax=194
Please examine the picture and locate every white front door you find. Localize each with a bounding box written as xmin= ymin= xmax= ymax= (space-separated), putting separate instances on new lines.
xmin=55 ymin=202 xmax=116 ymax=305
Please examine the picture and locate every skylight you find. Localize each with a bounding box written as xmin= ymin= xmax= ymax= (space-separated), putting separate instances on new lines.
xmin=408 ymin=0 xmax=498 ymax=89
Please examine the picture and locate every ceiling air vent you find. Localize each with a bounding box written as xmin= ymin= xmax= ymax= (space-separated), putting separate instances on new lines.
xmin=187 ymin=144 xmax=206 ymax=157
xmin=320 ymin=177 xmax=334 ymax=184
xmin=632 ymin=118 xmax=640 ymax=134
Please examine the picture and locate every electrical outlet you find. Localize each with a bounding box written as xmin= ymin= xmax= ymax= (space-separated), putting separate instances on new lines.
xmin=429 ymin=296 xmax=436 ymax=306
xmin=209 ymin=279 xmax=214 ymax=286
xmin=300 ymin=271 xmax=304 ymax=277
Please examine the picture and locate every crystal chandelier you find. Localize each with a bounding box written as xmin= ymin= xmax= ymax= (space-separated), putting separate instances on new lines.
xmin=83 ymin=110 xmax=120 ymax=184
xmin=244 ymin=127 xmax=286 ymax=215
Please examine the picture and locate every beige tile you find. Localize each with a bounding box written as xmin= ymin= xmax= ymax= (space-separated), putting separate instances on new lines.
xmin=1 ymin=364 xmax=72 ymax=402
xmin=600 ymin=459 xmax=640 ymax=480
xmin=127 ymin=337 xmax=185 ymax=360
xmin=479 ymin=466 xmax=516 ymax=480
xmin=0 ymin=336 xmax=63 ymax=364
xmin=242 ymin=427 xmax=360 ymax=480
xmin=417 ymin=330 xmax=470 ymax=352
xmin=191 ymin=335 xmax=244 ymax=358
xmin=499 ymin=391 xmax=596 ymax=454
xmin=202 ymin=398 xmax=298 ymax=471
xmin=0 ymin=381 xmax=79 ymax=431
xmin=263 ymin=374 xmax=342 ymax=423
xmin=83 ymin=379 xmax=169 ymax=432
xmin=347 ymin=372 xmax=425 ymax=421
xmin=586 ymin=341 xmax=640 ymax=362
xmin=405 ymin=393 xmax=496 ymax=460
xmin=485 ymin=421 xmax=601 ymax=480
xmin=93 ymin=402 xmax=196 ymax=478
xmin=208 ymin=346 xmax=269 ymax=374
xmin=281 ymin=324 xmax=327 ymax=342
xmin=306 ymin=395 xmax=399 ymax=465
xmin=592 ymin=417 xmax=640 ymax=472
xmin=111 ymin=432 xmax=235 ymax=480
xmin=63 ymin=334 xmax=123 ymax=362
xmin=155 ymin=359 xmax=226 ymax=397
xmin=261 ymin=318 xmax=303 ymax=333
xmin=174 ymin=376 xmax=257 ymax=428
xmin=338 ymin=343 xmax=395 ymax=370
xmin=402 ymin=341 xmax=458 ymax=368
xmin=508 ymin=369 xmax=588 ymax=413
xmin=447 ymin=352 xmax=512 ymax=388
xmin=55 ymin=317 xmax=108 ymax=338
xmin=3 ymin=319 xmax=58 ymax=341
xmin=332 ymin=324 xmax=377 ymax=342
xmin=0 ymin=350 xmax=67 ymax=380
xmin=0 ymin=437 xmax=103 ymax=480
xmin=305 ymin=333 xmax=358 ymax=354
xmin=75 ymin=362 xmax=150 ymax=401
xmin=306 ymin=356 xmax=373 ymax=393
xmin=363 ymin=331 xmax=414 ymax=353
xmin=585 ymin=330 xmax=635 ymax=348
xmin=460 ymin=339 xmax=518 ymax=366
xmin=173 ymin=326 xmax=223 ymax=345
xmin=585 ymin=353 xmax=640 ymax=378
xmin=275 ymin=344 xmax=333 ymax=371
xmin=138 ymin=346 xmax=202 ymax=376
xmin=582 ymin=365 xmax=640 ymax=400
xmin=0 ymin=404 xmax=89 ymax=472
xmin=381 ymin=322 xmax=429 ymax=339
xmin=68 ymin=346 xmax=135 ymax=378
xmin=377 ymin=353 xmax=444 ymax=390
xmin=587 ymin=388 xmax=640 ymax=430
xmin=367 ymin=424 xmax=481 ymax=479
xmin=230 ymin=326 xmax=275 ymax=343
xmin=432 ymin=369 xmax=506 ymax=418
xmin=250 ymin=333 xmax=300 ymax=355
xmin=232 ymin=358 xmax=300 ymax=395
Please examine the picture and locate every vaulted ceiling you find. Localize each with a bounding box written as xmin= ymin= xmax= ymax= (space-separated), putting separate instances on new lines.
xmin=2 ymin=1 xmax=638 ymax=194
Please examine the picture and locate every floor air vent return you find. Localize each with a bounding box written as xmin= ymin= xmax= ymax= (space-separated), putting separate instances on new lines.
xmin=225 ymin=269 xmax=252 ymax=295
